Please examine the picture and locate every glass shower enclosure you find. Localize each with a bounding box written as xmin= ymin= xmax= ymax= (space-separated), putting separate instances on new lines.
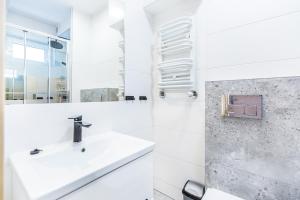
xmin=5 ymin=25 xmax=70 ymax=104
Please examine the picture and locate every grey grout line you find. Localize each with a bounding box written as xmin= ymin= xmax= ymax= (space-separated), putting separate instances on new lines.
xmin=154 ymin=151 xmax=205 ymax=170
xmin=208 ymin=9 xmax=300 ymax=36
xmin=154 ymin=190 xmax=174 ymax=200
xmin=154 ymin=176 xmax=185 ymax=193
xmin=207 ymin=56 xmax=300 ymax=70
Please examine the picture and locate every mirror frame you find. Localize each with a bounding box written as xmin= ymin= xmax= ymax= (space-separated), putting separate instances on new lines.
xmin=0 ymin=0 xmax=5 ymax=198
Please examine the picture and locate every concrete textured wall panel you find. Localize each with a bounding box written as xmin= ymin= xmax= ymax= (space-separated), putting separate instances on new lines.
xmin=205 ymin=77 xmax=300 ymax=200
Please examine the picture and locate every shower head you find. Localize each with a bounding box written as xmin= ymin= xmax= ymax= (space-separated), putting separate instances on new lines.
xmin=50 ymin=40 xmax=63 ymax=49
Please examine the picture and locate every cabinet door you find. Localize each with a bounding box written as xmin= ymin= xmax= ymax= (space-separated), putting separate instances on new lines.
xmin=59 ymin=154 xmax=153 ymax=200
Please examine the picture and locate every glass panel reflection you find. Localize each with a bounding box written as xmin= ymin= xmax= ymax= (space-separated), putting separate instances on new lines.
xmin=5 ymin=25 xmax=70 ymax=104
xmin=50 ymin=39 xmax=69 ymax=103
xmin=5 ymin=26 xmax=25 ymax=104
xmin=26 ymin=32 xmax=49 ymax=104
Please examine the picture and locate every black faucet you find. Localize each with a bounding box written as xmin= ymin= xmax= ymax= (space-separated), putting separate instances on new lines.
xmin=68 ymin=115 xmax=92 ymax=143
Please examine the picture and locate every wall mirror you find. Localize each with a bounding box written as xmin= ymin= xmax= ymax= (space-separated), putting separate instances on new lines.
xmin=5 ymin=0 xmax=125 ymax=104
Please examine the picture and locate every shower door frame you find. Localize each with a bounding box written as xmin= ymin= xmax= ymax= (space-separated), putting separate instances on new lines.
xmin=6 ymin=23 xmax=71 ymax=104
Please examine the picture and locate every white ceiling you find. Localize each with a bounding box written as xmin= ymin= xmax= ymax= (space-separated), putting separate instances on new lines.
xmin=7 ymin=0 xmax=108 ymax=25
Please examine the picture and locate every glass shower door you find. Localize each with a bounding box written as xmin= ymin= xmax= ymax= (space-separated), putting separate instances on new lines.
xmin=49 ymin=39 xmax=69 ymax=103
xmin=25 ymin=32 xmax=49 ymax=104
xmin=5 ymin=26 xmax=25 ymax=104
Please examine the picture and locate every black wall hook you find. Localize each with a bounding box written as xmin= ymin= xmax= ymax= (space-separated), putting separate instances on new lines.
xmin=125 ymin=96 xmax=135 ymax=101
xmin=139 ymin=96 xmax=147 ymax=101
xmin=159 ymin=90 xmax=165 ymax=98
xmin=188 ymin=90 xmax=198 ymax=99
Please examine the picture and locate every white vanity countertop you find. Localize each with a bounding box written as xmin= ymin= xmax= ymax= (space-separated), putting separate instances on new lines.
xmin=10 ymin=131 xmax=155 ymax=200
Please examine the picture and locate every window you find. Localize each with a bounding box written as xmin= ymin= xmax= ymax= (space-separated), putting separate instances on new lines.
xmin=12 ymin=44 xmax=45 ymax=63
xmin=5 ymin=69 xmax=18 ymax=78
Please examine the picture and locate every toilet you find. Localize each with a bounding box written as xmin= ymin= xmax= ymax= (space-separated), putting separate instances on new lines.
xmin=202 ymin=188 xmax=244 ymax=200
xmin=182 ymin=180 xmax=244 ymax=200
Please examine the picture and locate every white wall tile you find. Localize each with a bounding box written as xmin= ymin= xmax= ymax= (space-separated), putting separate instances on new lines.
xmin=71 ymin=9 xmax=122 ymax=102
xmin=154 ymin=153 xmax=205 ymax=200
xmin=154 ymin=126 xmax=205 ymax=166
xmin=207 ymin=12 xmax=300 ymax=69
xmin=207 ymin=0 xmax=300 ymax=34
xmin=206 ymin=58 xmax=300 ymax=81
xmin=154 ymin=177 xmax=182 ymax=200
xmin=112 ymin=101 xmax=153 ymax=141
xmin=125 ymin=70 xmax=152 ymax=98
xmin=124 ymin=0 xmax=153 ymax=97
xmin=205 ymin=0 xmax=300 ymax=81
xmin=71 ymin=10 xmax=92 ymax=102
xmin=153 ymin=101 xmax=205 ymax=134
xmin=4 ymin=102 xmax=153 ymax=157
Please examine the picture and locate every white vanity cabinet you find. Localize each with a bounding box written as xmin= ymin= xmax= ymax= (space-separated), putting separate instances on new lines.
xmin=60 ymin=154 xmax=153 ymax=200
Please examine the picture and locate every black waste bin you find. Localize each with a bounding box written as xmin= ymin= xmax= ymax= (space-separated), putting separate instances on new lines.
xmin=182 ymin=180 xmax=206 ymax=200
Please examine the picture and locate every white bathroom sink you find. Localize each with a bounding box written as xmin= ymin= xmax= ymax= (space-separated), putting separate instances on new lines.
xmin=10 ymin=131 xmax=155 ymax=200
